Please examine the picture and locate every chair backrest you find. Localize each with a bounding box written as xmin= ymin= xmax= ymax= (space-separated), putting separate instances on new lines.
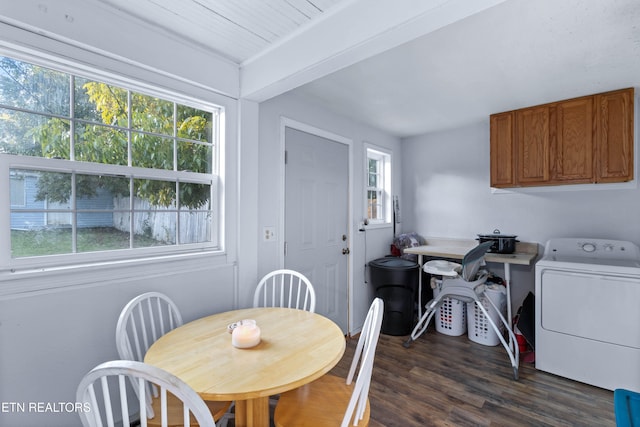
xmin=76 ymin=360 xmax=216 ymax=427
xmin=253 ymin=269 xmax=316 ymax=312
xmin=461 ymin=241 xmax=493 ymax=281
xmin=342 ymin=297 xmax=384 ymax=427
xmin=116 ymin=292 xmax=183 ymax=362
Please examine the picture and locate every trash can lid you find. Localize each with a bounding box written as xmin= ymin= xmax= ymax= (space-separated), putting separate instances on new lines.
xmin=369 ymin=257 xmax=418 ymax=269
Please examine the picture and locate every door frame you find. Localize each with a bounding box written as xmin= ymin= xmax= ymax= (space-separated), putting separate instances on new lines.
xmin=279 ymin=116 xmax=354 ymax=333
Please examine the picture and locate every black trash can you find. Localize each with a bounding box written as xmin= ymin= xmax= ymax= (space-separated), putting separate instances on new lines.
xmin=369 ymin=257 xmax=419 ymax=335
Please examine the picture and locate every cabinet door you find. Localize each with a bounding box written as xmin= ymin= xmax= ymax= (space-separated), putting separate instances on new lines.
xmin=490 ymin=112 xmax=515 ymax=187
xmin=516 ymin=106 xmax=550 ymax=185
xmin=553 ymin=96 xmax=594 ymax=183
xmin=596 ymin=88 xmax=634 ymax=183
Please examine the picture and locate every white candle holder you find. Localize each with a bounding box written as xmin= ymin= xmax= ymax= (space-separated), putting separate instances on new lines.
xmin=231 ymin=322 xmax=261 ymax=349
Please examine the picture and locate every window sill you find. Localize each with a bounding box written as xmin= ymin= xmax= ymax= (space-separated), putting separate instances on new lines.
xmin=364 ymin=222 xmax=393 ymax=231
xmin=0 ymin=250 xmax=230 ymax=297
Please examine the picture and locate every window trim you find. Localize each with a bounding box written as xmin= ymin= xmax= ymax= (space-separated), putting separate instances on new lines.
xmin=364 ymin=144 xmax=392 ymax=227
xmin=0 ymin=53 xmax=227 ymax=273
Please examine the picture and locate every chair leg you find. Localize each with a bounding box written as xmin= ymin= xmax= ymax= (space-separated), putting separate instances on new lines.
xmin=403 ymin=296 xmax=445 ymax=348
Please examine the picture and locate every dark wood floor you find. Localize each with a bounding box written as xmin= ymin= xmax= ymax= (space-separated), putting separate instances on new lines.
xmin=329 ymin=329 xmax=615 ymax=427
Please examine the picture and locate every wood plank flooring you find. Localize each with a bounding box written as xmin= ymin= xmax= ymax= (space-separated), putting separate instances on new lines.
xmin=329 ymin=329 xmax=615 ymax=427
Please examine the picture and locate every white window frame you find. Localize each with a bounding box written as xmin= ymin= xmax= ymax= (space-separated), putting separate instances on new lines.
xmin=0 ymin=53 xmax=225 ymax=273
xmin=365 ymin=144 xmax=392 ymax=226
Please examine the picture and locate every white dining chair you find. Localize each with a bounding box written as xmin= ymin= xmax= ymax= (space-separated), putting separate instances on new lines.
xmin=273 ymin=297 xmax=384 ymax=427
xmin=116 ymin=292 xmax=184 ymax=363
xmin=76 ymin=359 xmax=217 ymax=427
xmin=253 ymin=269 xmax=316 ymax=312
xmin=115 ymin=292 xmax=231 ymax=426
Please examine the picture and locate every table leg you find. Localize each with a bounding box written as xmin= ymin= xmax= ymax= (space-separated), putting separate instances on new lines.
xmin=234 ymin=397 xmax=270 ymax=427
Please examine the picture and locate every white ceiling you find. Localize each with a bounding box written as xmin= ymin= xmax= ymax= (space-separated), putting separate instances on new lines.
xmin=96 ymin=0 xmax=347 ymax=63
xmin=95 ymin=0 xmax=640 ymax=138
xmin=291 ymin=0 xmax=640 ymax=137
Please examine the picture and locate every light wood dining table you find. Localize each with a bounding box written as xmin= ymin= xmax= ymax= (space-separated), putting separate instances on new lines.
xmin=144 ymin=307 xmax=346 ymax=427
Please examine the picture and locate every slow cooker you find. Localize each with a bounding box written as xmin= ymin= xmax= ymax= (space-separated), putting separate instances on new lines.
xmin=477 ymin=229 xmax=518 ymax=254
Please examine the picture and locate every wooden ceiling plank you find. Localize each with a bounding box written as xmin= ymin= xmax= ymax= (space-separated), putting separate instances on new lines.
xmin=84 ymin=0 xmax=350 ymax=63
xmin=262 ymin=0 xmax=311 ymax=30
xmin=159 ymin=0 xmax=271 ymax=60
xmin=209 ymin=1 xmax=283 ymax=42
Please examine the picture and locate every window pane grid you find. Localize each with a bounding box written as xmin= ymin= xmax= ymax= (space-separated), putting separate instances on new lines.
xmin=9 ymin=168 xmax=214 ymax=258
xmin=367 ymin=157 xmax=384 ymax=221
xmin=1 ymin=55 xmax=221 ymax=262
xmin=0 ymin=105 xmax=210 ymax=151
xmin=0 ymin=70 xmax=216 ymax=170
xmin=365 ymin=147 xmax=391 ymax=224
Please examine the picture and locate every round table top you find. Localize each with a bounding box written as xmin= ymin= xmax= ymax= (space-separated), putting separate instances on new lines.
xmin=145 ymin=307 xmax=346 ymax=401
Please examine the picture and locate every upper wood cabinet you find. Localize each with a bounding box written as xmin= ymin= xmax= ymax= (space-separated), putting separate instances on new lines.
xmin=553 ymin=96 xmax=594 ymax=183
xmin=516 ymin=105 xmax=550 ymax=185
xmin=490 ymin=88 xmax=634 ymax=188
xmin=489 ymin=112 xmax=515 ymax=186
xmin=596 ymin=89 xmax=634 ymax=182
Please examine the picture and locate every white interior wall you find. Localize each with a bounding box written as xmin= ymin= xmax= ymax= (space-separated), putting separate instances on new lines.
xmin=0 ymin=263 xmax=235 ymax=427
xmin=236 ymin=99 xmax=261 ymax=308
xmin=257 ymin=91 xmax=402 ymax=333
xmin=401 ymin=101 xmax=640 ymax=310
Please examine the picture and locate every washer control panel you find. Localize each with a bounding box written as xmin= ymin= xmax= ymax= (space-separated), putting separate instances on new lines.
xmin=544 ymin=238 xmax=640 ymax=261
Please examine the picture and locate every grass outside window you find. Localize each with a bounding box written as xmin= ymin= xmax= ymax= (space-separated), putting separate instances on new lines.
xmin=11 ymin=228 xmax=161 ymax=257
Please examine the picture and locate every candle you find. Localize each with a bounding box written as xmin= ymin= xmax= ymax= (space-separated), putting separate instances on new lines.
xmin=232 ymin=323 xmax=261 ymax=348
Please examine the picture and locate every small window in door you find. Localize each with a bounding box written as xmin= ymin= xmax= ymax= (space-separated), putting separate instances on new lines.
xmin=366 ymin=146 xmax=391 ymax=225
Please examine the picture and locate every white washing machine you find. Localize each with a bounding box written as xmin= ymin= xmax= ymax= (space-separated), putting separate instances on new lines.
xmin=535 ymin=238 xmax=640 ymax=392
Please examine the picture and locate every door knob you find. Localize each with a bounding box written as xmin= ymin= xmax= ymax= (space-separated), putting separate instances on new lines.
xmin=342 ymin=248 xmax=350 ymax=255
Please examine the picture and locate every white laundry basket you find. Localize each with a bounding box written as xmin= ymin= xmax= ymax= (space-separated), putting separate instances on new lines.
xmin=467 ymin=285 xmax=507 ymax=346
xmin=433 ymin=282 xmax=467 ymax=336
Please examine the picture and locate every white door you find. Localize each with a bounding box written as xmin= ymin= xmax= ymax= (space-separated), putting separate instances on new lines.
xmin=285 ymin=126 xmax=349 ymax=332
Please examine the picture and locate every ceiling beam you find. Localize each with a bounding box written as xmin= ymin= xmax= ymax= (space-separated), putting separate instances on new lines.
xmin=240 ymin=0 xmax=509 ymax=102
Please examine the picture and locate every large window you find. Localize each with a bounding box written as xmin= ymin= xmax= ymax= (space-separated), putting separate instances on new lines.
xmin=0 ymin=56 xmax=221 ymax=267
xmin=366 ymin=146 xmax=391 ymax=225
